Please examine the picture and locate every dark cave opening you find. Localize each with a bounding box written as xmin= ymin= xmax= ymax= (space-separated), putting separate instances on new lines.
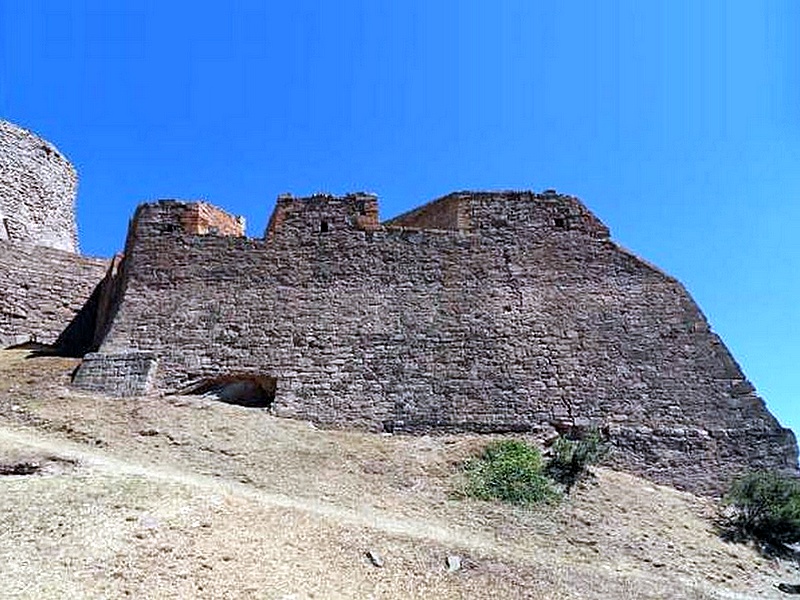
xmin=185 ymin=374 xmax=277 ymax=408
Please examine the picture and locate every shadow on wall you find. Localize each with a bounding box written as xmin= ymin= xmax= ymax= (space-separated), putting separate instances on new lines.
xmin=51 ymin=279 xmax=106 ymax=357
xmin=9 ymin=277 xmax=106 ymax=358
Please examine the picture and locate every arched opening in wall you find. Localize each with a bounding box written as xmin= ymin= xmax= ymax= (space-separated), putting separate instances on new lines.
xmin=320 ymin=221 xmax=329 ymax=233
xmin=183 ymin=374 xmax=277 ymax=408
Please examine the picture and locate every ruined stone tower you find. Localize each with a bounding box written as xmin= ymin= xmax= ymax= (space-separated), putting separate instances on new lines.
xmin=0 ymin=121 xmax=107 ymax=349
xmin=0 ymin=120 xmax=79 ymax=252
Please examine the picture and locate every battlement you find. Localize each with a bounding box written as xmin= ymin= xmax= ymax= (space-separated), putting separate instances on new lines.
xmin=386 ymin=190 xmax=611 ymax=239
xmin=127 ymin=191 xmax=613 ymax=250
xmin=265 ymin=192 xmax=380 ymax=239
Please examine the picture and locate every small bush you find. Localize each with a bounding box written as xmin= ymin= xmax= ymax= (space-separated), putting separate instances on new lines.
xmin=721 ymin=471 xmax=800 ymax=546
xmin=545 ymin=429 xmax=609 ymax=490
xmin=463 ymin=439 xmax=558 ymax=505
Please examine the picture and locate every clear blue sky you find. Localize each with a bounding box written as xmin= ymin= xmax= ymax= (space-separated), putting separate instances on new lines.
xmin=1 ymin=1 xmax=798 ymax=436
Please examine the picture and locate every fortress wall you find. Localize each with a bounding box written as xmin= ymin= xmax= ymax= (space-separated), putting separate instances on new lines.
xmin=0 ymin=240 xmax=109 ymax=349
xmin=86 ymin=192 xmax=797 ymax=494
xmin=0 ymin=121 xmax=78 ymax=252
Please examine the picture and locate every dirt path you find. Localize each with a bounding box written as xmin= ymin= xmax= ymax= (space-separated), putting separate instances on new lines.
xmin=0 ymin=351 xmax=795 ymax=599
xmin=0 ymin=422 xmax=781 ymax=600
xmin=0 ymin=423 xmax=524 ymax=561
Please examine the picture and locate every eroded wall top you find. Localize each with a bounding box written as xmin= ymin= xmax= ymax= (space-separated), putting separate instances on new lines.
xmin=0 ymin=120 xmax=78 ymax=252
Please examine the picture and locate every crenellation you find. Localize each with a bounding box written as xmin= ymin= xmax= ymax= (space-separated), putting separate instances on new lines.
xmin=265 ymin=192 xmax=380 ymax=240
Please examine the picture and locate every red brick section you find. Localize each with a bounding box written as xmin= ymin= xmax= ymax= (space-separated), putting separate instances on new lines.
xmin=181 ymin=202 xmax=244 ymax=236
xmin=385 ymin=193 xmax=470 ymax=231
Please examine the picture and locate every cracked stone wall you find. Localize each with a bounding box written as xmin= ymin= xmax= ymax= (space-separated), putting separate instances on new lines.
xmin=0 ymin=121 xmax=78 ymax=252
xmin=81 ymin=191 xmax=798 ymax=495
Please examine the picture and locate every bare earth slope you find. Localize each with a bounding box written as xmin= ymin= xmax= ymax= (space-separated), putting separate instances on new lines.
xmin=0 ymin=350 xmax=797 ymax=599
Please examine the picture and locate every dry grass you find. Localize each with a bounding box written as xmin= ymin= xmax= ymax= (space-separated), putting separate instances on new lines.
xmin=0 ymin=349 xmax=797 ymax=599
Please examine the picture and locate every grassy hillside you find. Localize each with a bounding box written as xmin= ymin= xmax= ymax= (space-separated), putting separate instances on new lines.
xmin=0 ymin=349 xmax=796 ymax=599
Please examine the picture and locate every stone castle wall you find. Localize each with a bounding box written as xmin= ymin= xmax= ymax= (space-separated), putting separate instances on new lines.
xmin=5 ymin=116 xmax=788 ymax=495
xmin=0 ymin=121 xmax=107 ymax=353
xmin=0 ymin=121 xmax=78 ymax=252
xmin=0 ymin=240 xmax=109 ymax=350
xmin=81 ymin=191 xmax=798 ymax=495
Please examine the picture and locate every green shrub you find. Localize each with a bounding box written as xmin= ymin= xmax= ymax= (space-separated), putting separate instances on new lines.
xmin=722 ymin=471 xmax=800 ymax=546
xmin=545 ymin=429 xmax=609 ymax=490
xmin=463 ymin=439 xmax=558 ymax=505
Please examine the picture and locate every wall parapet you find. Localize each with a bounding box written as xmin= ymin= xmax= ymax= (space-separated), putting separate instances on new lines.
xmin=265 ymin=192 xmax=380 ymax=240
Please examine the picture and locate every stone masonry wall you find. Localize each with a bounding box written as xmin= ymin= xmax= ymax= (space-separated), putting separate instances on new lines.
xmin=265 ymin=193 xmax=380 ymax=238
xmin=0 ymin=240 xmax=109 ymax=349
xmin=82 ymin=191 xmax=798 ymax=495
xmin=0 ymin=121 xmax=78 ymax=252
xmin=72 ymin=351 xmax=158 ymax=396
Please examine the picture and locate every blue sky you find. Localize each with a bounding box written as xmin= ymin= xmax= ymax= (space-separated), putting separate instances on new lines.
xmin=1 ymin=1 xmax=798 ymax=436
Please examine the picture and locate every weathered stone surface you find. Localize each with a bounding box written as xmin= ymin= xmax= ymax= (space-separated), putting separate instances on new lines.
xmin=0 ymin=240 xmax=108 ymax=349
xmin=0 ymin=121 xmax=78 ymax=252
xmin=72 ymin=352 xmax=158 ymax=397
xmin=78 ymin=191 xmax=798 ymax=495
xmin=0 ymin=122 xmax=107 ymax=351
